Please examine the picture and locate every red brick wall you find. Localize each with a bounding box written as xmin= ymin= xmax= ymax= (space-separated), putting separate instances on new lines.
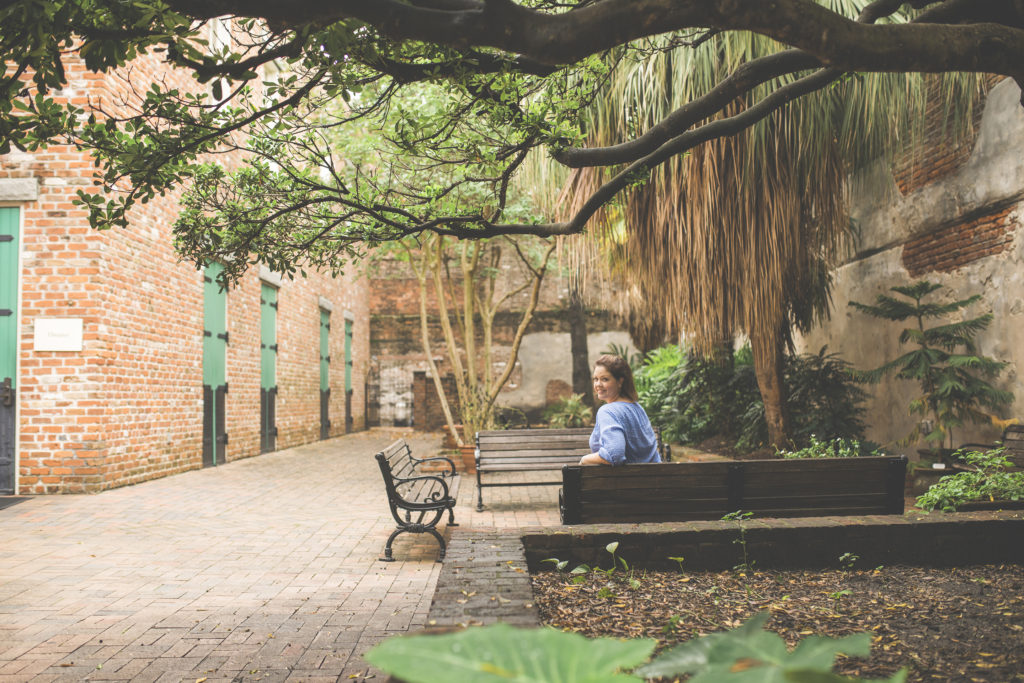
xmin=892 ymin=76 xmax=999 ymax=196
xmin=412 ymin=371 xmax=460 ymax=431
xmin=901 ymin=204 xmax=1017 ymax=278
xmin=5 ymin=46 xmax=370 ymax=493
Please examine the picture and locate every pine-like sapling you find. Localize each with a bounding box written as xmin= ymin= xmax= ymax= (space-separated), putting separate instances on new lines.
xmin=849 ymin=280 xmax=1013 ymax=449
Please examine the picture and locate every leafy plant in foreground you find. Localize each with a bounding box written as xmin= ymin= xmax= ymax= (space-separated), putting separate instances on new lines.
xmin=850 ymin=280 xmax=1013 ymax=449
xmin=366 ymin=613 xmax=906 ymax=682
xmin=915 ymin=447 xmax=1024 ymax=511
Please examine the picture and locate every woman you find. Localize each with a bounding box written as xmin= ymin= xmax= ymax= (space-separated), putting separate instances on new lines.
xmin=579 ymin=354 xmax=661 ymax=465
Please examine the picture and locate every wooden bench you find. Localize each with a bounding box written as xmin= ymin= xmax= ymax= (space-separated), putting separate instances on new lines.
xmin=474 ymin=427 xmax=670 ymax=511
xmin=474 ymin=428 xmax=591 ymax=511
xmin=375 ymin=439 xmax=459 ymax=561
xmin=955 ymin=424 xmax=1024 ymax=471
xmin=559 ymin=455 xmax=907 ymax=524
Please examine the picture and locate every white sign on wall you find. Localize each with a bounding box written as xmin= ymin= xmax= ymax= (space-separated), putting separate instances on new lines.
xmin=33 ymin=318 xmax=84 ymax=352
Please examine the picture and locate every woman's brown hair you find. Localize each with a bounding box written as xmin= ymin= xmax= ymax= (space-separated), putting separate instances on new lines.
xmin=594 ymin=354 xmax=639 ymax=402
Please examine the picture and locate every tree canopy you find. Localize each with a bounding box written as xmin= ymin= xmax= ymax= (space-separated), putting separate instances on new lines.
xmin=3 ymin=0 xmax=1023 ymax=280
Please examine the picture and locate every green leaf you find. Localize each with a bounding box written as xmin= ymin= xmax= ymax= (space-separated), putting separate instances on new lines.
xmin=638 ymin=613 xmax=875 ymax=682
xmin=365 ymin=624 xmax=655 ymax=683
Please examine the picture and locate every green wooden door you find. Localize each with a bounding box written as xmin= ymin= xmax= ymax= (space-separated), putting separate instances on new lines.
xmin=0 ymin=207 xmax=18 ymax=493
xmin=319 ymin=309 xmax=330 ymax=440
xmin=202 ymin=263 xmax=228 ymax=466
xmin=344 ymin=318 xmax=353 ymax=433
xmin=260 ymin=283 xmax=278 ymax=452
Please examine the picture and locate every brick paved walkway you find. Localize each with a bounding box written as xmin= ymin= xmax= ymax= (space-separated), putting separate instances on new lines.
xmin=0 ymin=429 xmax=560 ymax=683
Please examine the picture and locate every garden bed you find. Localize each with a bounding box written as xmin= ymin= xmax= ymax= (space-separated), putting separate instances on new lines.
xmin=425 ymin=511 xmax=1024 ymax=682
xmin=531 ymin=563 xmax=1024 ymax=682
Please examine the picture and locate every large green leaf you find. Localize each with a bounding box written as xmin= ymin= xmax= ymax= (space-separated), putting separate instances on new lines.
xmin=365 ymin=624 xmax=655 ymax=683
xmin=636 ymin=613 xmax=894 ymax=683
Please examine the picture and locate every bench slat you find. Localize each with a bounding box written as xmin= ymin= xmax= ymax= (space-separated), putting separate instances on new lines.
xmin=480 ymin=463 xmax=581 ymax=473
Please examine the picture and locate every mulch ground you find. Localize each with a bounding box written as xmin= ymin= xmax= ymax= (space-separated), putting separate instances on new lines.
xmin=531 ymin=564 xmax=1024 ymax=682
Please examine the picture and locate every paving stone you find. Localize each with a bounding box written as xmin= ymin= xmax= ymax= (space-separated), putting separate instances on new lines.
xmin=0 ymin=428 xmax=561 ymax=681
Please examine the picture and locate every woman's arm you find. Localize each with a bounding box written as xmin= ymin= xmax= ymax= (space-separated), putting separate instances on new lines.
xmin=580 ymin=408 xmax=626 ymax=465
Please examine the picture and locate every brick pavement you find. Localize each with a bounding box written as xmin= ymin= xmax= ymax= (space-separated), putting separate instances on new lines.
xmin=0 ymin=429 xmax=562 ymax=683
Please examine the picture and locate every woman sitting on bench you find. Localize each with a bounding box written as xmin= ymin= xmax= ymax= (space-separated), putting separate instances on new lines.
xmin=579 ymin=354 xmax=661 ymax=466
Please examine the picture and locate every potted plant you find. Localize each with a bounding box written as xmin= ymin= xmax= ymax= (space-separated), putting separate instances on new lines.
xmin=915 ymin=446 xmax=1024 ymax=511
xmin=458 ymin=441 xmax=477 ymax=474
xmin=542 ymin=394 xmax=593 ymax=428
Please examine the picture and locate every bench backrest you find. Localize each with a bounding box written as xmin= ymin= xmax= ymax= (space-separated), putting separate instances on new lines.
xmin=476 ymin=428 xmax=592 ymax=466
xmin=1002 ymin=425 xmax=1024 ymax=467
xmin=476 ymin=426 xmax=670 ymax=462
xmin=961 ymin=424 xmax=1024 ymax=469
xmin=560 ymin=456 xmax=908 ymax=524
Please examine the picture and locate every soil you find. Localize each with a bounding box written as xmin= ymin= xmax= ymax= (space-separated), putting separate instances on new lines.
xmin=688 ymin=435 xmax=775 ymax=460
xmin=531 ymin=564 xmax=1024 ymax=682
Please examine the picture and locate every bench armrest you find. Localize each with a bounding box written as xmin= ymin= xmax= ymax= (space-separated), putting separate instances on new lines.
xmin=394 ymin=474 xmax=455 ymax=502
xmin=413 ymin=455 xmax=457 ymax=476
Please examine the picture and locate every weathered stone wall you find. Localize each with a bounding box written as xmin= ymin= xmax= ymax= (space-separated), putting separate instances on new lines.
xmin=369 ymin=256 xmax=634 ymax=424
xmin=797 ymin=79 xmax=1024 ymax=454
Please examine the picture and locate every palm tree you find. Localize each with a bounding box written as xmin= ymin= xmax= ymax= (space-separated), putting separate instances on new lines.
xmin=547 ymin=1 xmax=983 ymax=447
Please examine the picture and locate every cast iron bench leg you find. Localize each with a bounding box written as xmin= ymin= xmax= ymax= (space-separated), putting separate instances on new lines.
xmin=427 ymin=527 xmax=447 ymax=561
xmin=381 ymin=527 xmax=403 ymax=562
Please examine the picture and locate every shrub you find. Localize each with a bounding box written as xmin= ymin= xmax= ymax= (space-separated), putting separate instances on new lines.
xmin=638 ymin=343 xmax=867 ymax=453
xmin=639 ymin=348 xmax=755 ymax=446
xmin=778 ymin=435 xmax=877 ymax=459
xmin=737 ymin=347 xmax=869 ymax=451
xmin=915 ymin=447 xmax=1024 ymax=511
xmin=632 ymin=343 xmax=684 ymax=397
xmin=543 ymin=393 xmax=593 ymax=428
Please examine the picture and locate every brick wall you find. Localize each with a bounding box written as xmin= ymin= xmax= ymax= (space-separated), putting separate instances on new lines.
xmin=892 ymin=76 xmax=999 ymax=196
xmin=412 ymin=370 xmax=460 ymax=431
xmin=4 ymin=45 xmax=370 ymax=493
xmin=901 ymin=204 xmax=1017 ymax=277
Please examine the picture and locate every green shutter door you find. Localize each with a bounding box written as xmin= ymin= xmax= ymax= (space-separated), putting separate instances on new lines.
xmin=202 ymin=263 xmax=229 ymax=466
xmin=320 ymin=309 xmax=330 ymax=440
xmin=344 ymin=318 xmax=353 ymax=433
xmin=0 ymin=207 xmax=19 ymax=493
xmin=260 ymin=283 xmax=278 ymax=452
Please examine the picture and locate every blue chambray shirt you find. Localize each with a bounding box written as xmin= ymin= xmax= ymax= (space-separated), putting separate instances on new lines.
xmin=589 ymin=401 xmax=661 ymax=465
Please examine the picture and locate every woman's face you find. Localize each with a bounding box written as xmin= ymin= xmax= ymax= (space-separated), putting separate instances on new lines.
xmin=593 ymin=364 xmax=622 ymax=403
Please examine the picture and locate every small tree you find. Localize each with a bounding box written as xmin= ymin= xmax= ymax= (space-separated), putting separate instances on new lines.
xmin=850 ymin=281 xmax=1013 ymax=449
xmin=404 ymin=233 xmax=555 ymax=445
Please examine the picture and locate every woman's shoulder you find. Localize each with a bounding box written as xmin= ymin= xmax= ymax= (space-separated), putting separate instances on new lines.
xmin=597 ymin=401 xmax=639 ymax=416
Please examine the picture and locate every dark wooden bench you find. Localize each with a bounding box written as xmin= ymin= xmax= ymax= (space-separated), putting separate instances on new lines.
xmin=559 ymin=455 xmax=907 ymax=524
xmin=375 ymin=439 xmax=459 ymax=561
xmin=954 ymin=424 xmax=1024 ymax=471
xmin=474 ymin=427 xmax=670 ymax=511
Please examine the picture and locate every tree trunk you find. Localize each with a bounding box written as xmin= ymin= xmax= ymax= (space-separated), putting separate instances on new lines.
xmin=568 ymin=284 xmax=593 ymax=406
xmin=751 ymin=331 xmax=790 ymax=449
